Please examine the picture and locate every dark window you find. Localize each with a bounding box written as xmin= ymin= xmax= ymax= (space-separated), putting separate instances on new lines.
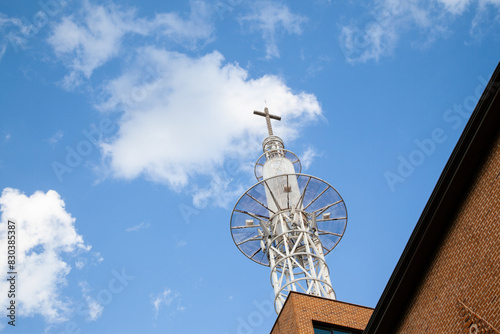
xmin=313 ymin=323 xmax=357 ymax=334
xmin=314 ymin=327 xmax=333 ymax=334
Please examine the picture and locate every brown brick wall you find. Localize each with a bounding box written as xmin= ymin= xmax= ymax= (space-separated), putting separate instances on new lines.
xmin=395 ymin=130 xmax=500 ymax=333
xmin=271 ymin=292 xmax=373 ymax=334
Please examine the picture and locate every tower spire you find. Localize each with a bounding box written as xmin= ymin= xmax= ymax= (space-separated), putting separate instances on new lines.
xmin=230 ymin=108 xmax=348 ymax=314
xmin=253 ymin=107 xmax=281 ymax=136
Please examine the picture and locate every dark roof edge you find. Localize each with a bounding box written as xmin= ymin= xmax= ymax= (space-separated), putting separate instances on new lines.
xmin=363 ymin=61 xmax=500 ymax=334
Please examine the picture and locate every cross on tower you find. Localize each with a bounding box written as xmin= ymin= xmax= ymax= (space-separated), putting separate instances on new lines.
xmin=253 ymin=107 xmax=281 ymax=136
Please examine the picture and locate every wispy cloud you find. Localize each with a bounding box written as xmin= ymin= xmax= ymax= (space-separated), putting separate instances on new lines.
xmin=437 ymin=0 xmax=472 ymax=14
xmin=45 ymin=130 xmax=64 ymax=145
xmin=470 ymin=0 xmax=500 ymax=37
xmin=75 ymin=260 xmax=85 ymax=269
xmin=339 ymin=1 xmax=434 ymax=64
xmin=87 ymin=298 xmax=104 ymax=321
xmin=300 ymin=147 xmax=320 ymax=170
xmin=239 ymin=1 xmax=307 ymax=59
xmin=338 ymin=0 xmax=500 ymax=64
xmin=192 ymin=172 xmax=245 ymax=209
xmin=74 ymin=251 xmax=103 ymax=269
xmin=79 ymin=281 xmax=104 ymax=321
xmin=48 ymin=2 xmax=139 ymax=88
xmin=125 ymin=222 xmax=150 ymax=232
xmin=47 ymin=1 xmax=215 ymax=89
xmin=151 ymin=0 xmax=215 ymax=47
xmin=151 ymin=288 xmax=185 ymax=317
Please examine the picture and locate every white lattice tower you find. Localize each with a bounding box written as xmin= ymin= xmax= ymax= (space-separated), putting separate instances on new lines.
xmin=230 ymin=108 xmax=347 ymax=313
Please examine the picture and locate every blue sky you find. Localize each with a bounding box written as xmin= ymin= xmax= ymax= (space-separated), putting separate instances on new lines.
xmin=0 ymin=0 xmax=499 ymax=333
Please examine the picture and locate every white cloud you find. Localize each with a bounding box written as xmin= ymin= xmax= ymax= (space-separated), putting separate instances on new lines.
xmin=192 ymin=172 xmax=245 ymax=208
xmin=47 ymin=1 xmax=215 ymax=89
xmin=339 ymin=0 xmax=500 ymax=64
xmin=151 ymin=288 xmax=185 ymax=317
xmin=48 ymin=1 xmax=144 ymax=89
xmin=470 ymin=0 xmax=500 ymax=36
xmin=46 ymin=130 xmax=64 ymax=145
xmin=94 ymin=252 xmax=104 ymax=264
xmin=339 ymin=1 xmax=436 ymax=64
xmin=79 ymin=281 xmax=104 ymax=321
xmin=97 ymin=48 xmax=321 ymax=206
xmin=437 ymin=0 xmax=471 ymax=14
xmin=151 ymin=1 xmax=215 ymax=47
xmin=125 ymin=221 xmax=150 ymax=232
xmin=74 ymin=252 xmax=103 ymax=270
xmin=239 ymin=1 xmax=307 ymax=59
xmin=87 ymin=298 xmax=104 ymax=321
xmin=0 ymin=188 xmax=91 ymax=323
xmin=44 ymin=1 xmax=321 ymax=208
xmin=300 ymin=147 xmax=320 ymax=170
xmin=339 ymin=23 xmax=398 ymax=64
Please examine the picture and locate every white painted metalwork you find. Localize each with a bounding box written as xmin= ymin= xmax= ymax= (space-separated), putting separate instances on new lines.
xmin=230 ymin=109 xmax=347 ymax=313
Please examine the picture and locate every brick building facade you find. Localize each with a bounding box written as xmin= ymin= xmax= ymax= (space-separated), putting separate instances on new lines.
xmin=270 ymin=292 xmax=373 ymax=334
xmin=270 ymin=62 xmax=500 ymax=334
xmin=393 ymin=123 xmax=500 ymax=332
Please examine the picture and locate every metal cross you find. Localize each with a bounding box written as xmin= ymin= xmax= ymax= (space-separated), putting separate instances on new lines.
xmin=253 ymin=107 xmax=281 ymax=136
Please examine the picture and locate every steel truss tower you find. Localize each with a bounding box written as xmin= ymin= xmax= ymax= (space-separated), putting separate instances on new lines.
xmin=230 ymin=108 xmax=348 ymax=313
